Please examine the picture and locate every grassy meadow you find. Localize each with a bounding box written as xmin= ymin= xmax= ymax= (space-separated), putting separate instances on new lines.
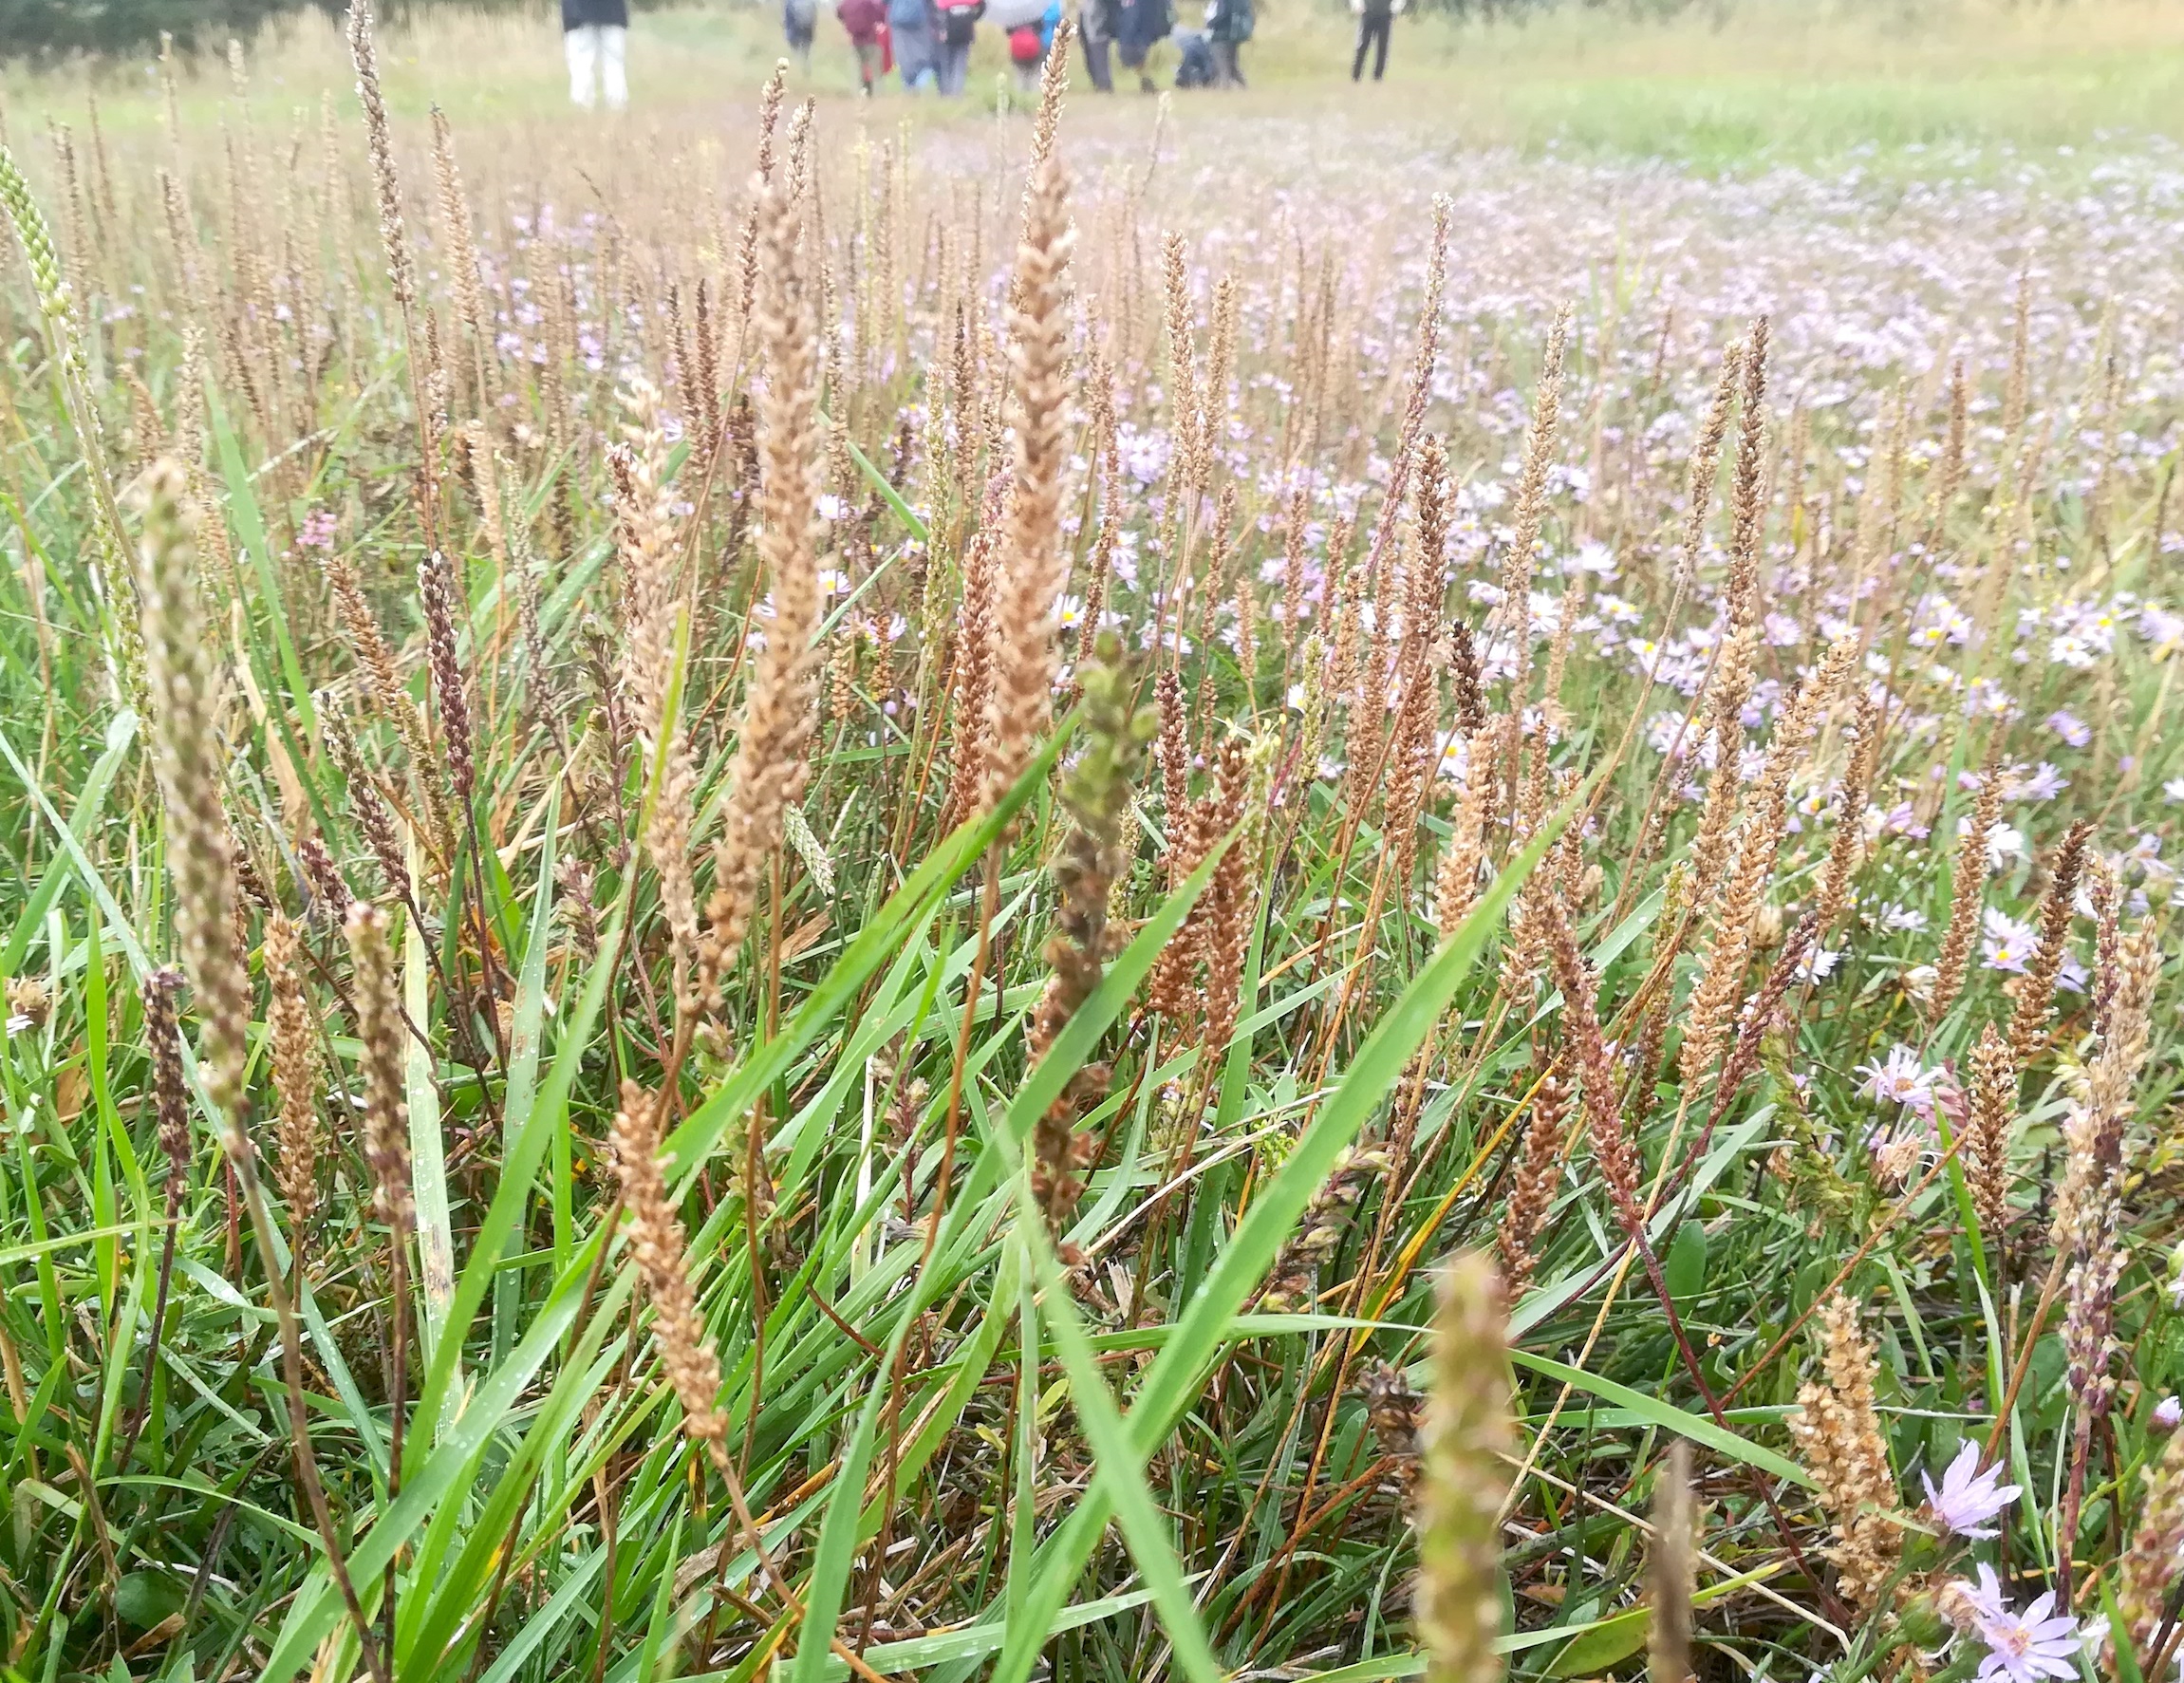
xmin=0 ymin=2 xmax=2182 ymax=1682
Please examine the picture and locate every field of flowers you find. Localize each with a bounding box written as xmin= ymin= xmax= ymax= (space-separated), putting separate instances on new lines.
xmin=0 ymin=8 xmax=2181 ymax=1683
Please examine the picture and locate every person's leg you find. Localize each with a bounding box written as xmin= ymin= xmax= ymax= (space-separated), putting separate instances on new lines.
xmin=1351 ymin=16 xmax=1367 ymax=79
xmin=1084 ymin=31 xmax=1111 ymax=90
xmin=566 ymin=24 xmax=595 ymax=106
xmin=600 ymin=23 xmax=627 ymax=108
xmin=1372 ymin=13 xmax=1388 ymax=78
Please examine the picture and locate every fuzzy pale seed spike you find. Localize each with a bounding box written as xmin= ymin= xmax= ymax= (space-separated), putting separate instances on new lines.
xmin=1674 ymin=342 xmax=1743 ymax=590
xmin=1649 ymin=1441 xmax=1697 ymax=1683
xmin=427 ymin=105 xmax=488 ymax=375
xmin=1416 ymin=1253 xmax=1512 ymax=1683
xmin=980 ymin=113 xmax=1076 ymax=816
xmin=705 ymin=103 xmax=825 ymax=989
xmin=345 ymin=0 xmax=415 ymax=315
xmin=1491 ymin=304 xmax=1569 ymax=704
xmin=135 ymin=460 xmax=250 ymax=1140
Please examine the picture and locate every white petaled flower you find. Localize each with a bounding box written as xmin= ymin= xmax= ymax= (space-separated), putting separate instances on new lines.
xmin=1920 ymin=1443 xmax=2020 ymax=1538
xmin=2154 ymin=1395 xmax=2181 ymax=1431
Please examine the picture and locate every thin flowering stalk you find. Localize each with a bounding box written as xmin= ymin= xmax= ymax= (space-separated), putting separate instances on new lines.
xmin=1489 ymin=306 xmax=1570 ymax=710
xmin=135 ymin=463 xmax=248 ymax=1134
xmin=141 ymin=460 xmax=384 ymax=1679
xmin=617 ymin=385 xmax=700 ymax=1013
xmin=114 ymin=968 xmax=189 ymax=1480
xmin=2056 ymin=925 xmax=2162 ymax=1592
xmin=1028 ymin=636 xmax=1149 ymax=1234
xmin=1416 ymin=1254 xmax=1512 ymax=1683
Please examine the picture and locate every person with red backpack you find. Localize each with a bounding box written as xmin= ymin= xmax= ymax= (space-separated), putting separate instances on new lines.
xmin=838 ymin=0 xmax=888 ymax=91
xmin=934 ymin=0 xmax=982 ymax=91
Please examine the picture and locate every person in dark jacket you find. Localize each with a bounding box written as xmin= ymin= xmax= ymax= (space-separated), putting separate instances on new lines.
xmin=1079 ymin=0 xmax=1116 ymax=91
xmin=1350 ymin=0 xmax=1402 ymax=81
xmin=1113 ymin=0 xmax=1169 ymax=91
xmin=934 ymin=0 xmax=981 ymax=93
xmin=562 ymin=0 xmax=629 ymax=109
xmin=1204 ymin=0 xmax=1249 ymax=85
xmin=839 ymin=0 xmax=888 ymax=91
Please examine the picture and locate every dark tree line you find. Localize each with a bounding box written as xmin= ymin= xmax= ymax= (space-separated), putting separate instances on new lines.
xmin=0 ymin=0 xmax=536 ymax=64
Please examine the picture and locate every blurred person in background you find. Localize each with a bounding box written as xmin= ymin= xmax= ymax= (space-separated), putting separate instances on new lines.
xmin=839 ymin=0 xmax=889 ymax=92
xmin=563 ymin=0 xmax=629 ymax=109
xmin=1351 ymin=0 xmax=1401 ymax=81
xmin=1079 ymin=0 xmax=1115 ymax=90
xmin=891 ymin=0 xmax=940 ymax=89
xmin=1204 ymin=0 xmax=1250 ymax=84
xmin=1113 ymin=0 xmax=1169 ymax=90
xmin=935 ymin=0 xmax=983 ymax=92
xmin=785 ymin=0 xmax=819 ymax=68
xmin=1007 ymin=0 xmax=1061 ymax=92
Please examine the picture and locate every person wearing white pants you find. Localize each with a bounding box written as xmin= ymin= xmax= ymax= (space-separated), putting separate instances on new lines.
xmin=562 ymin=0 xmax=629 ymax=109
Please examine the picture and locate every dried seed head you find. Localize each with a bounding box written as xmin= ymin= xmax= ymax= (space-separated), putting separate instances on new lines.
xmin=344 ymin=901 xmax=412 ymax=1239
xmin=611 ymin=1079 xmax=730 ymax=1459
xmin=418 ymin=549 xmax=474 ymax=805
xmin=1789 ymin=1294 xmax=1901 ymax=1613
xmin=981 ymin=121 xmax=1077 ymax=816
xmin=1495 ymin=1073 xmax=1571 ymax=1297
xmin=141 ymin=967 xmax=191 ymax=1183
xmin=1260 ymin=1146 xmax=1390 ymax=1312
xmin=2007 ymin=819 xmax=2091 ymax=1062
xmin=264 ymin=911 xmax=324 ymax=1236
xmin=1931 ymin=737 xmax=2005 ymax=1020
xmin=2119 ymin=1427 xmax=2184 ymax=1660
xmin=1966 ymin=1022 xmax=2018 ymax=1238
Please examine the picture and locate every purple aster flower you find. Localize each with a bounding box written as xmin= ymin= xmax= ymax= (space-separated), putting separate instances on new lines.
xmin=1921 ymin=1443 xmax=2019 ymax=1538
xmin=1951 ymin=1564 xmax=2081 ymax=1683
xmin=1860 ymin=1044 xmax=1937 ymax=1115
xmin=2044 ymin=710 xmax=2091 ymax=748
xmin=2155 ymin=1395 xmax=2181 ymax=1431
